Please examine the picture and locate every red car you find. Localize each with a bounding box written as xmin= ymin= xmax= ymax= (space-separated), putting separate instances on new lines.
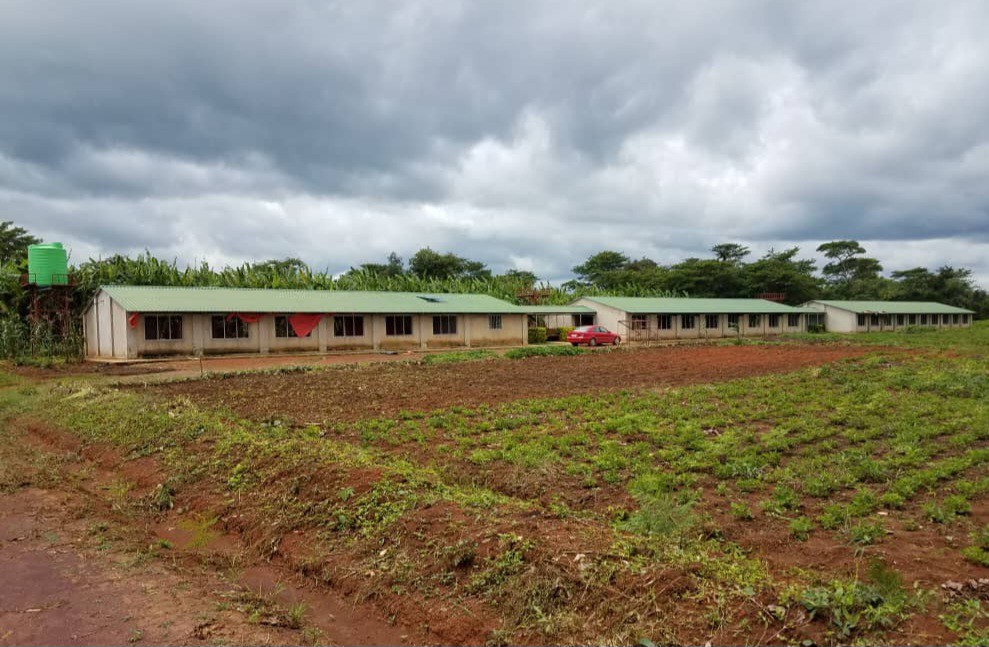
xmin=567 ymin=325 xmax=620 ymax=346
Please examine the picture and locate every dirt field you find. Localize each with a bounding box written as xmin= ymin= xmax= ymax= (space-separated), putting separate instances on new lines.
xmin=143 ymin=343 xmax=877 ymax=423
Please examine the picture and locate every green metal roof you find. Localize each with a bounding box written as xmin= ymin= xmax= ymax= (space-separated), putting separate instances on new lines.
xmin=521 ymin=305 xmax=596 ymax=314
xmin=807 ymin=300 xmax=975 ymax=315
xmin=579 ymin=296 xmax=816 ymax=314
xmin=97 ymin=285 xmax=527 ymax=314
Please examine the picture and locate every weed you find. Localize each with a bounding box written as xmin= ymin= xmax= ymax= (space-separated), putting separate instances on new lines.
xmin=789 ymin=516 xmax=813 ymax=541
xmin=730 ymin=502 xmax=754 ymax=521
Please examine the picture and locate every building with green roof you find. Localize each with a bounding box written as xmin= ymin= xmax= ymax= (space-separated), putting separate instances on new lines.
xmin=573 ymin=296 xmax=817 ymax=341
xmin=804 ymin=300 xmax=974 ymax=333
xmin=83 ymin=285 xmax=530 ymax=359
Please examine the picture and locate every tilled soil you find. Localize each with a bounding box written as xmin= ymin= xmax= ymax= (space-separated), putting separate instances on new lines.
xmin=144 ymin=343 xmax=879 ymax=423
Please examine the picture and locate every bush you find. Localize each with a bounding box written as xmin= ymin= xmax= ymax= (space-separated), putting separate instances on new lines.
xmin=421 ymin=349 xmax=497 ymax=365
xmin=504 ymin=345 xmax=584 ymax=360
xmin=808 ymin=324 xmax=827 ymax=333
xmin=556 ymin=326 xmax=574 ymax=341
xmin=527 ymin=326 xmax=547 ymax=344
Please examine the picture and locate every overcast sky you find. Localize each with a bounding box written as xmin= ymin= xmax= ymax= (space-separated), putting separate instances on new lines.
xmin=3 ymin=1 xmax=988 ymax=285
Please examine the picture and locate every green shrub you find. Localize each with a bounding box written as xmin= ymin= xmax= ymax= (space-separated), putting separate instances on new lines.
xmin=421 ymin=349 xmax=498 ymax=365
xmin=556 ymin=326 xmax=574 ymax=341
xmin=962 ymin=525 xmax=989 ymax=566
xmin=505 ymin=345 xmax=584 ymax=360
xmin=527 ymin=326 xmax=547 ymax=344
xmin=790 ymin=516 xmax=814 ymax=541
xmin=730 ymin=502 xmax=754 ymax=521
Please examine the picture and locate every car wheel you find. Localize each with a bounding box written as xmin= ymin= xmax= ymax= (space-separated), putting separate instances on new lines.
xmin=613 ymin=337 xmax=620 ymax=345
xmin=589 ymin=338 xmax=598 ymax=347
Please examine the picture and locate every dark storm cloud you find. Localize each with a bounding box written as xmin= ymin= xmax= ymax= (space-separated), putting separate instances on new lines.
xmin=1 ymin=0 xmax=988 ymax=284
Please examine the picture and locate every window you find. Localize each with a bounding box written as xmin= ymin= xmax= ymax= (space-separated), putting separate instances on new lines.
xmin=681 ymin=314 xmax=695 ymax=329
xmin=749 ymin=314 xmax=761 ymax=328
xmin=211 ymin=315 xmax=248 ymax=339
xmin=145 ymin=315 xmax=182 ymax=341
xmin=919 ymin=314 xmax=928 ymax=325
xmin=727 ymin=314 xmax=740 ymax=329
xmin=528 ymin=315 xmax=546 ymax=327
xmin=963 ymin=314 xmax=970 ymax=324
xmin=333 ymin=315 xmax=364 ymax=337
xmin=953 ymin=314 xmax=960 ymax=324
xmin=788 ymin=314 xmax=800 ymax=327
xmin=908 ymin=314 xmax=917 ymax=325
xmin=896 ymin=314 xmax=905 ymax=326
xmin=942 ymin=314 xmax=951 ymax=325
xmin=489 ymin=315 xmax=503 ymax=330
xmin=882 ymin=315 xmax=892 ymax=326
xmin=658 ymin=314 xmax=673 ymax=330
xmin=433 ymin=315 xmax=457 ymax=335
xmin=386 ymin=315 xmax=413 ymax=336
xmin=870 ymin=314 xmax=880 ymax=327
xmin=705 ymin=314 xmax=719 ymax=329
xmin=631 ymin=314 xmax=648 ymax=330
xmin=766 ymin=314 xmax=779 ymax=328
xmin=857 ymin=314 xmax=867 ymax=327
xmin=275 ymin=315 xmax=311 ymax=338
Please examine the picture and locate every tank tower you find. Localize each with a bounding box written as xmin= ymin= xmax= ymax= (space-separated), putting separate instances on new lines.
xmin=23 ymin=242 xmax=75 ymax=336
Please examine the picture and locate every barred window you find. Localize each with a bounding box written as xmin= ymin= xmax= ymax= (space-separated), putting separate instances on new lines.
xmin=433 ymin=315 xmax=457 ymax=335
xmin=788 ymin=314 xmax=800 ymax=327
xmin=681 ymin=314 xmax=696 ymax=330
xmin=211 ymin=315 xmax=248 ymax=339
xmin=333 ymin=315 xmax=364 ymax=337
xmin=145 ymin=315 xmax=183 ymax=340
xmin=386 ymin=315 xmax=413 ymax=336
xmin=705 ymin=314 xmax=719 ymax=329
xmin=658 ymin=314 xmax=673 ymax=330
xmin=275 ymin=315 xmax=312 ymax=338
xmin=489 ymin=315 xmax=502 ymax=330
xmin=749 ymin=314 xmax=761 ymax=328
xmin=768 ymin=314 xmax=780 ymax=328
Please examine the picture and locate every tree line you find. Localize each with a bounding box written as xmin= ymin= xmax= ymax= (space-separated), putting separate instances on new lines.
xmin=566 ymin=242 xmax=988 ymax=316
xmin=0 ymin=219 xmax=986 ymax=355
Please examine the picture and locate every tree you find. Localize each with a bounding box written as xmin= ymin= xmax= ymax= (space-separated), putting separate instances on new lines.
xmin=0 ymin=221 xmax=41 ymax=265
xmin=743 ymin=247 xmax=820 ymax=305
xmin=500 ymin=269 xmax=538 ymax=288
xmin=408 ymin=248 xmax=491 ymax=280
xmin=571 ymin=251 xmax=630 ymax=286
xmin=666 ymin=258 xmax=744 ymax=297
xmin=817 ymin=240 xmax=883 ymax=297
xmin=356 ymin=252 xmax=405 ymax=277
xmin=711 ymin=243 xmax=751 ymax=265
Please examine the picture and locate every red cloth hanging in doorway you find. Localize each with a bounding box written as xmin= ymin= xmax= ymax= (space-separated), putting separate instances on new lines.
xmin=128 ymin=313 xmax=139 ymax=328
xmin=227 ymin=312 xmax=263 ymax=324
xmin=288 ymin=313 xmax=323 ymax=338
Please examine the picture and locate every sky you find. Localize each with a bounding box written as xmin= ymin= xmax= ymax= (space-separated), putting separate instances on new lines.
xmin=2 ymin=1 xmax=989 ymax=286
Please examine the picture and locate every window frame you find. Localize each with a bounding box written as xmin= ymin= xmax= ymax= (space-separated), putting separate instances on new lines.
xmin=908 ymin=314 xmax=916 ymax=325
xmin=432 ymin=315 xmax=458 ymax=335
xmin=488 ymin=314 xmax=503 ymax=330
xmin=145 ymin=315 xmax=183 ymax=341
xmin=704 ymin=314 xmax=719 ymax=330
xmin=857 ymin=314 xmax=867 ymax=327
xmin=942 ymin=314 xmax=951 ymax=325
xmin=386 ymin=315 xmax=414 ymax=336
xmin=787 ymin=314 xmax=800 ymax=327
xmin=681 ymin=314 xmax=696 ymax=330
xmin=210 ymin=315 xmax=249 ymax=340
xmin=658 ymin=314 xmax=673 ymax=330
xmin=274 ymin=315 xmax=312 ymax=338
xmin=333 ymin=315 xmax=364 ymax=338
xmin=768 ymin=314 xmax=780 ymax=328
xmin=727 ymin=314 xmax=740 ymax=328
xmin=748 ymin=314 xmax=761 ymax=328
xmin=630 ymin=314 xmax=648 ymax=330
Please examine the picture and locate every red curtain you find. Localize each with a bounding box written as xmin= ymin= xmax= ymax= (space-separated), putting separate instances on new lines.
xmin=227 ymin=312 xmax=264 ymax=324
xmin=288 ymin=313 xmax=323 ymax=338
xmin=128 ymin=313 xmax=140 ymax=328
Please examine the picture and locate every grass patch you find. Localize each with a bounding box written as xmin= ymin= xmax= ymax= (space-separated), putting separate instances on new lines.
xmin=503 ymin=345 xmax=585 ymax=359
xmin=421 ymin=349 xmax=498 ymax=365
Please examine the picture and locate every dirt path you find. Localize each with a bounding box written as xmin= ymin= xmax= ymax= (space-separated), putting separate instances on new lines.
xmin=0 ymin=487 xmax=307 ymax=646
xmin=143 ymin=343 xmax=880 ymax=423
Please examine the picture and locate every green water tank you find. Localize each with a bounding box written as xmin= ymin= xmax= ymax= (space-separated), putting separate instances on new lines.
xmin=27 ymin=242 xmax=69 ymax=286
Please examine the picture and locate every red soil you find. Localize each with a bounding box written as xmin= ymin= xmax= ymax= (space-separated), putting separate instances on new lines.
xmin=143 ymin=343 xmax=879 ymax=423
